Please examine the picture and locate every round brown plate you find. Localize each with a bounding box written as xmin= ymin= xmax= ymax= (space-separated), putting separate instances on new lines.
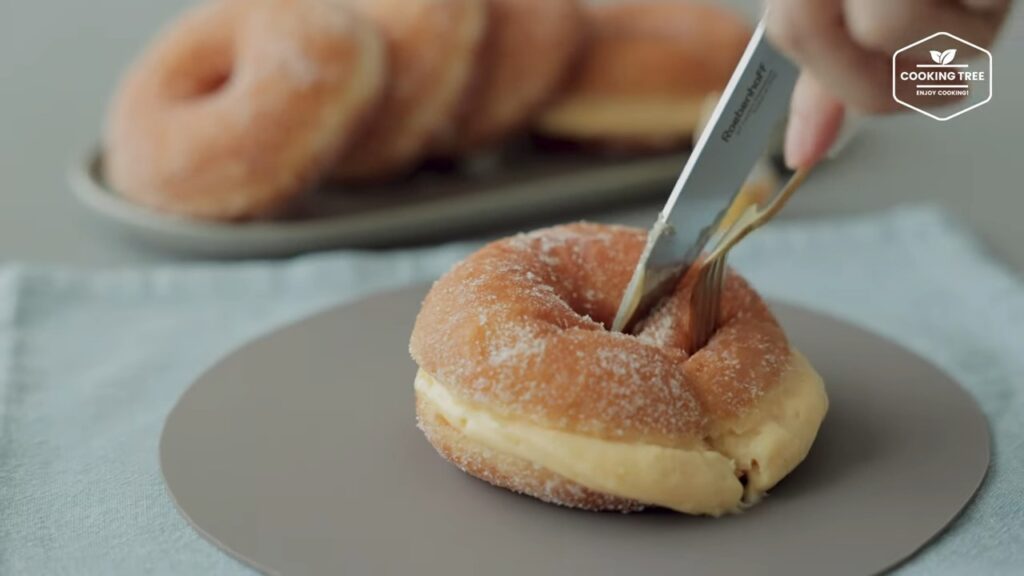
xmin=160 ymin=285 xmax=989 ymax=575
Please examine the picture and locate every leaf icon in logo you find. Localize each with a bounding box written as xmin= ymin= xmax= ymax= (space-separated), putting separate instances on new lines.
xmin=941 ymin=49 xmax=957 ymax=64
xmin=930 ymin=50 xmax=944 ymax=64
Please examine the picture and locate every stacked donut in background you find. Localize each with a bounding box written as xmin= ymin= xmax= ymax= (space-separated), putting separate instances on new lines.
xmin=104 ymin=0 xmax=751 ymax=221
xmin=535 ymin=1 xmax=750 ymax=151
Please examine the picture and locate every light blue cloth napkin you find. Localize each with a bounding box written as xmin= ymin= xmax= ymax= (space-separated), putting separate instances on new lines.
xmin=1 ymin=206 xmax=1021 ymax=574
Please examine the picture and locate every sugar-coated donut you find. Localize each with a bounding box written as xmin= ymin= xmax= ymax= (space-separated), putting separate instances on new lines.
xmin=533 ymin=0 xmax=751 ymax=151
xmin=105 ymin=0 xmax=385 ymax=220
xmin=332 ymin=0 xmax=487 ymax=182
xmin=410 ymin=223 xmax=828 ymax=515
xmin=435 ymin=0 xmax=584 ymax=154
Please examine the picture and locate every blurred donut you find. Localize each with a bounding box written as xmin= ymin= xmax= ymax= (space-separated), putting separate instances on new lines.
xmin=333 ymin=0 xmax=487 ymax=182
xmin=436 ymin=0 xmax=584 ymax=154
xmin=105 ymin=0 xmax=385 ymax=220
xmin=534 ymin=0 xmax=751 ymax=151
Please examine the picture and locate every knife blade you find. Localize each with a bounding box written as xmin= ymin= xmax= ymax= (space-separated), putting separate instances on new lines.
xmin=611 ymin=17 xmax=798 ymax=332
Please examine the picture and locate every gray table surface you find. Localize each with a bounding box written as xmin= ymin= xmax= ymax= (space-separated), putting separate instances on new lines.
xmin=2 ymin=0 xmax=1022 ymax=270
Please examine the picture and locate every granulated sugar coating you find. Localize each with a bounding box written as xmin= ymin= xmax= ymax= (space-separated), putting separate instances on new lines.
xmin=332 ymin=0 xmax=486 ymax=180
xmin=410 ymin=222 xmax=791 ymax=445
xmin=104 ymin=0 xmax=386 ymax=220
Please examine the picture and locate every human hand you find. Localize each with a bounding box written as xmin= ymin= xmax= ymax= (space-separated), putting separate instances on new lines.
xmin=765 ymin=0 xmax=1010 ymax=168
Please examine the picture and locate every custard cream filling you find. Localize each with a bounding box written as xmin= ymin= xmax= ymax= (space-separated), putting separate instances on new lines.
xmin=415 ymin=349 xmax=827 ymax=515
xmin=537 ymin=97 xmax=705 ymax=138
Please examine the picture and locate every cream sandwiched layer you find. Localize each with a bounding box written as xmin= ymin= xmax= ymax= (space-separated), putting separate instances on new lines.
xmin=416 ymin=370 xmax=743 ymax=514
xmin=708 ymin=350 xmax=830 ymax=499
xmin=415 ymin=349 xmax=827 ymax=515
xmin=536 ymin=97 xmax=705 ymax=140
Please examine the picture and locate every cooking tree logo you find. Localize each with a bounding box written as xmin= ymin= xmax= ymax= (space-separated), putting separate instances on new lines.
xmin=930 ymin=49 xmax=958 ymax=66
xmin=903 ymin=49 xmax=971 ymax=97
xmin=893 ymin=32 xmax=992 ymax=121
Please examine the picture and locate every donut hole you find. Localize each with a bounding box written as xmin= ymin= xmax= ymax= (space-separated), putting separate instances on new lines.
xmin=163 ymin=39 xmax=237 ymax=102
xmin=555 ymin=279 xmax=626 ymax=329
xmin=564 ymin=291 xmax=614 ymax=329
xmin=176 ymin=63 xmax=234 ymax=101
xmin=189 ymin=68 xmax=232 ymax=98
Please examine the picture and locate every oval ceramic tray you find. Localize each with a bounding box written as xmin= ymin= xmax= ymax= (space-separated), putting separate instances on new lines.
xmin=160 ymin=285 xmax=989 ymax=576
xmin=71 ymin=144 xmax=697 ymax=258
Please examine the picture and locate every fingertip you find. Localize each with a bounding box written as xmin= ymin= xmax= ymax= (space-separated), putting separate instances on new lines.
xmin=785 ymin=73 xmax=845 ymax=169
xmin=784 ymin=115 xmax=811 ymax=170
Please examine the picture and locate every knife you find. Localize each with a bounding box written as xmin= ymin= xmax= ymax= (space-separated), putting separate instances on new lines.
xmin=611 ymin=17 xmax=798 ymax=332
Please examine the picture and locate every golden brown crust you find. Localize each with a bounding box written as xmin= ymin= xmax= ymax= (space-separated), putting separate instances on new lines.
xmin=409 ymin=223 xmax=790 ymax=447
xmin=637 ymin=272 xmax=790 ymax=421
xmin=105 ymin=0 xmax=385 ymax=220
xmin=416 ymin=392 xmax=644 ymax=512
xmin=436 ymin=0 xmax=584 ymax=154
xmin=533 ymin=0 xmax=751 ymax=150
xmin=332 ymin=0 xmax=487 ymax=182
